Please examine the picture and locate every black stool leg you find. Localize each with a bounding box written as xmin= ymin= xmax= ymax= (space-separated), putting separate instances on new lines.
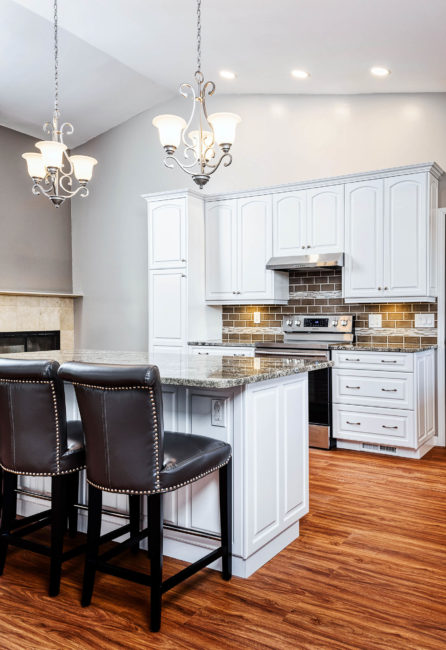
xmin=49 ymin=475 xmax=68 ymax=597
xmin=67 ymin=472 xmax=79 ymax=538
xmin=82 ymin=484 xmax=102 ymax=607
xmin=219 ymin=459 xmax=232 ymax=581
xmin=129 ymin=494 xmax=140 ymax=555
xmin=0 ymin=472 xmax=17 ymax=576
xmin=148 ymin=493 xmax=163 ymax=632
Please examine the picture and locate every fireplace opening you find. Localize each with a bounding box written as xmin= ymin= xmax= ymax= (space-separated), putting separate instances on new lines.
xmin=0 ymin=331 xmax=60 ymax=354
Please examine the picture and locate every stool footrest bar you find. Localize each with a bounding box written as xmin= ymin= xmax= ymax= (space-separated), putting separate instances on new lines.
xmin=162 ymin=547 xmax=223 ymax=593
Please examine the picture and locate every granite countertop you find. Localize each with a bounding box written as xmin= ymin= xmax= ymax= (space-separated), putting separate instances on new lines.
xmin=330 ymin=343 xmax=438 ymax=353
xmin=189 ymin=340 xmax=437 ymax=354
xmin=188 ymin=340 xmax=257 ymax=348
xmin=0 ymin=349 xmax=333 ymax=389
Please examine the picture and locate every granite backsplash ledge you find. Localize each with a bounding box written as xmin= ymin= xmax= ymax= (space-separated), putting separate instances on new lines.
xmin=222 ymin=269 xmax=437 ymax=346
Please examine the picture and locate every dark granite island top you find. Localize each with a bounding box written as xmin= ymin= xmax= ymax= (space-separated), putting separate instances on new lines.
xmin=0 ymin=349 xmax=333 ymax=389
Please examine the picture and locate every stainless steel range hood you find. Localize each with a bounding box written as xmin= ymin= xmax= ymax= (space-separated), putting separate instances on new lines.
xmin=266 ymin=252 xmax=344 ymax=270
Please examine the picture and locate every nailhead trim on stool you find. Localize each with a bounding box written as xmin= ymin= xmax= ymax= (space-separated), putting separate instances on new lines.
xmin=0 ymin=377 xmax=85 ymax=477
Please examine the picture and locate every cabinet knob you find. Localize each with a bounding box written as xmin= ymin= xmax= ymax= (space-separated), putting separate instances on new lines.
xmin=301 ymin=245 xmax=305 ymax=249
xmin=181 ymin=274 xmax=186 ymax=278
xmin=181 ymin=259 xmax=187 ymax=263
xmin=384 ymin=286 xmax=389 ymax=290
xmin=307 ymin=245 xmax=311 ymax=249
xmin=377 ymin=287 xmax=382 ymax=290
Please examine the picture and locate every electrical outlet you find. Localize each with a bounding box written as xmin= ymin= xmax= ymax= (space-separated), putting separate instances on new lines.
xmin=253 ymin=311 xmax=261 ymax=324
xmin=415 ymin=313 xmax=435 ymax=328
xmin=368 ymin=314 xmax=382 ymax=328
xmin=211 ymin=399 xmax=226 ymax=427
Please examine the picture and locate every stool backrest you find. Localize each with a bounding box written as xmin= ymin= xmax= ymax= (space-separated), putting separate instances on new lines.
xmin=0 ymin=359 xmax=68 ymax=475
xmin=58 ymin=362 xmax=164 ymax=493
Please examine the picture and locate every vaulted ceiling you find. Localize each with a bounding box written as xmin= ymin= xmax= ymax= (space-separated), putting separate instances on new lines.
xmin=2 ymin=0 xmax=446 ymax=145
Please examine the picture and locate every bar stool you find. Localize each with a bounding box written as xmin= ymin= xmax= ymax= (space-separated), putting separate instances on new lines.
xmin=0 ymin=359 xmax=86 ymax=596
xmin=58 ymin=362 xmax=232 ymax=633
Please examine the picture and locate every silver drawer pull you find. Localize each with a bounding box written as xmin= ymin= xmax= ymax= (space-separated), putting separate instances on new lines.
xmin=198 ymin=351 xmax=209 ymax=355
xmin=381 ymin=360 xmax=397 ymax=364
xmin=346 ymin=421 xmax=361 ymax=425
xmin=345 ymin=358 xmax=360 ymax=362
xmin=381 ymin=388 xmax=397 ymax=392
xmin=346 ymin=385 xmax=361 ymax=389
xmin=382 ymin=425 xmax=398 ymax=429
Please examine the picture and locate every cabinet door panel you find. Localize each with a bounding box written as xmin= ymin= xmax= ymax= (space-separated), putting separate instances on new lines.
xmin=307 ymin=185 xmax=344 ymax=253
xmin=149 ymin=269 xmax=186 ymax=350
xmin=344 ymin=180 xmax=384 ymax=299
xmin=384 ymin=173 xmax=427 ymax=297
xmin=148 ymin=199 xmax=186 ymax=268
xmin=238 ymin=196 xmax=273 ymax=299
xmin=205 ymin=200 xmax=237 ymax=300
xmin=273 ymin=191 xmax=307 ymax=256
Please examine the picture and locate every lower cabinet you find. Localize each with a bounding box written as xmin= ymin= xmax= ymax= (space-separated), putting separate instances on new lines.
xmin=332 ymin=349 xmax=436 ymax=457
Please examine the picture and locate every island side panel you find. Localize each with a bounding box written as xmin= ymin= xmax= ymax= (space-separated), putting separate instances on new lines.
xmin=244 ymin=372 xmax=309 ymax=560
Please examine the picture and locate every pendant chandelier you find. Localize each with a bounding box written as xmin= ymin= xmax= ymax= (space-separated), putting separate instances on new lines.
xmin=152 ymin=0 xmax=241 ymax=189
xmin=22 ymin=0 xmax=97 ymax=207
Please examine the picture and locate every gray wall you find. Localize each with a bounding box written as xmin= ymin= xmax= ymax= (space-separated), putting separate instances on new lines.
xmin=0 ymin=125 xmax=72 ymax=292
xmin=71 ymin=92 xmax=446 ymax=351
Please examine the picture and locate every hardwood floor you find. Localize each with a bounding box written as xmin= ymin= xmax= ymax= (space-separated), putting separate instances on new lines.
xmin=0 ymin=447 xmax=445 ymax=649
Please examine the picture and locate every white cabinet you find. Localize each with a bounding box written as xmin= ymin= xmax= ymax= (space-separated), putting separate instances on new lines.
xmin=205 ymin=196 xmax=288 ymax=304
xmin=205 ymin=200 xmax=237 ymax=301
xmin=307 ymin=185 xmax=344 ymax=253
xmin=272 ymin=185 xmax=344 ymax=257
xmin=344 ymin=172 xmax=438 ymax=303
xmin=273 ymin=190 xmax=307 ymax=256
xmin=149 ymin=269 xmax=187 ymax=351
xmin=144 ymin=191 xmax=221 ymax=353
xmin=383 ymin=173 xmax=427 ymax=297
xmin=344 ymin=179 xmax=384 ymax=299
xmin=332 ymin=349 xmax=436 ymax=457
xmin=148 ymin=198 xmax=186 ymax=268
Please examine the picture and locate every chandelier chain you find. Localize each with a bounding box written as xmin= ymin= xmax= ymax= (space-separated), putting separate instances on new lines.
xmin=196 ymin=0 xmax=201 ymax=73
xmin=53 ymin=0 xmax=59 ymax=113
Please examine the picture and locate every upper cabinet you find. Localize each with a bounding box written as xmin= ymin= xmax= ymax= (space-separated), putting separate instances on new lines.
xmin=307 ymin=185 xmax=344 ymax=253
xmin=148 ymin=199 xmax=187 ymax=268
xmin=273 ymin=185 xmax=344 ymax=257
xmin=344 ymin=171 xmax=439 ymax=303
xmin=205 ymin=195 xmax=289 ymax=304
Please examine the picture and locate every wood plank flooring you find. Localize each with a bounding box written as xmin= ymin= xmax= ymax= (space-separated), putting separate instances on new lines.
xmin=0 ymin=447 xmax=445 ymax=649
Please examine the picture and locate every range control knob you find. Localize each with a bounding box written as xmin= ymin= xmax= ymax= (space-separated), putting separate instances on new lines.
xmin=341 ymin=319 xmax=348 ymax=326
xmin=331 ymin=320 xmax=338 ymax=326
xmin=286 ymin=319 xmax=293 ymax=327
xmin=294 ymin=320 xmax=301 ymax=326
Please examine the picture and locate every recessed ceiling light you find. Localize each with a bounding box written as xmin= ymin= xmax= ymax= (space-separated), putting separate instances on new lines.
xmin=219 ymin=70 xmax=237 ymax=80
xmin=370 ymin=66 xmax=391 ymax=77
xmin=291 ymin=69 xmax=310 ymax=79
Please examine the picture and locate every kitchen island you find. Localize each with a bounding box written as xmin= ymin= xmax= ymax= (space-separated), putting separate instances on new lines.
xmin=2 ymin=349 xmax=333 ymax=578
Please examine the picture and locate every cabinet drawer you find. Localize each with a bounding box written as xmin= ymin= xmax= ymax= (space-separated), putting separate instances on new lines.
xmin=331 ymin=350 xmax=414 ymax=372
xmin=333 ymin=404 xmax=415 ymax=447
xmin=333 ymin=369 xmax=414 ymax=409
xmin=189 ymin=346 xmax=255 ymax=357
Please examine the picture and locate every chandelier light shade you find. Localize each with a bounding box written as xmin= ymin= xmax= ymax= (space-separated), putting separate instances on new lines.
xmin=152 ymin=0 xmax=241 ymax=189
xmin=22 ymin=0 xmax=97 ymax=207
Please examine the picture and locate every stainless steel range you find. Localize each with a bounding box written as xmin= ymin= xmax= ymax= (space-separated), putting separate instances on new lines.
xmin=255 ymin=314 xmax=355 ymax=449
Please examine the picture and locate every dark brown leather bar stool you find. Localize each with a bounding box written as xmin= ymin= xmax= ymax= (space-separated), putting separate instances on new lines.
xmin=58 ymin=361 xmax=232 ymax=633
xmin=0 ymin=359 xmax=86 ymax=596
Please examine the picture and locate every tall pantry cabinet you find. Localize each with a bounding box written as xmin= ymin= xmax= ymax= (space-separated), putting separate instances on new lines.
xmin=144 ymin=190 xmax=221 ymax=353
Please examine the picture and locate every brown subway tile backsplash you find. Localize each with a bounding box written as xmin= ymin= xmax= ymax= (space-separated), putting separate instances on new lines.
xmin=222 ymin=268 xmax=438 ymax=344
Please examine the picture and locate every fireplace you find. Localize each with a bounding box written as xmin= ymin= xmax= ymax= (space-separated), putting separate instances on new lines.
xmin=0 ymin=331 xmax=60 ymax=354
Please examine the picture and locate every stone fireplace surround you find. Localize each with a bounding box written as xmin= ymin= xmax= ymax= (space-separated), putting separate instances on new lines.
xmin=0 ymin=294 xmax=75 ymax=351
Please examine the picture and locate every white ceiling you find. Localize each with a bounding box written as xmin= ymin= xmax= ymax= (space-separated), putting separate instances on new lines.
xmin=3 ymin=0 xmax=446 ymax=145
